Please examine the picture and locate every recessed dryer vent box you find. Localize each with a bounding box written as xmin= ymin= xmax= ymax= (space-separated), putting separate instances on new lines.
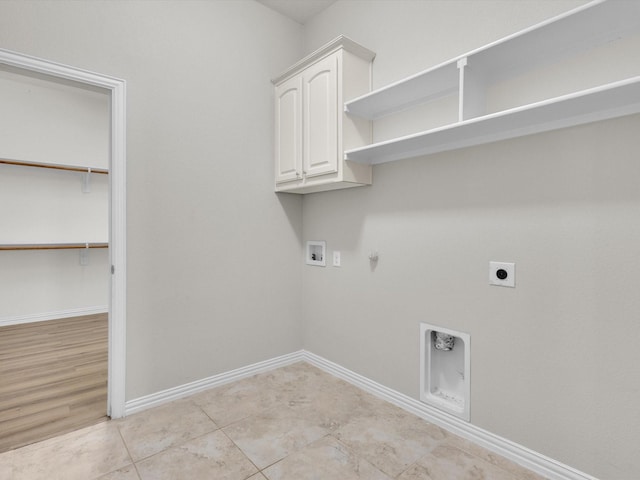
xmin=420 ymin=323 xmax=470 ymax=421
xmin=306 ymin=241 xmax=326 ymax=266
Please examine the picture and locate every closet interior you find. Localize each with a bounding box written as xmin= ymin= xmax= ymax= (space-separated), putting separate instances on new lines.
xmin=0 ymin=65 xmax=111 ymax=451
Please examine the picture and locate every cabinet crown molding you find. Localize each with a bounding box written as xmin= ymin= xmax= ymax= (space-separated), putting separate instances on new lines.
xmin=272 ymin=35 xmax=375 ymax=85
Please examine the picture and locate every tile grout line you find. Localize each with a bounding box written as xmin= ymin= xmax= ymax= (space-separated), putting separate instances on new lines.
xmin=327 ymin=433 xmax=396 ymax=480
xmin=218 ymin=427 xmax=264 ymax=478
xmin=194 ymin=399 xmax=265 ymax=479
xmin=121 ymin=398 xmax=221 ymax=464
xmin=113 ymin=422 xmax=141 ymax=480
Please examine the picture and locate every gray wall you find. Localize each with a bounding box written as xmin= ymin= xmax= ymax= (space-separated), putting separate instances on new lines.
xmin=302 ymin=1 xmax=640 ymax=479
xmin=0 ymin=0 xmax=305 ymax=399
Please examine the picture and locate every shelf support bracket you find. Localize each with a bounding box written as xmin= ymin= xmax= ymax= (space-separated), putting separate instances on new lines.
xmin=79 ymin=243 xmax=90 ymax=265
xmin=82 ymin=168 xmax=92 ymax=193
xmin=457 ymin=57 xmax=468 ymax=122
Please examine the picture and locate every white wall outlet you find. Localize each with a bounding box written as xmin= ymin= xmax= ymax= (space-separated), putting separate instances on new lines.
xmin=489 ymin=261 xmax=515 ymax=287
xmin=333 ymin=250 xmax=341 ymax=267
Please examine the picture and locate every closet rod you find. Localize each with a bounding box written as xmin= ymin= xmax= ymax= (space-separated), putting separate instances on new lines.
xmin=0 ymin=243 xmax=109 ymax=251
xmin=0 ymin=158 xmax=109 ymax=174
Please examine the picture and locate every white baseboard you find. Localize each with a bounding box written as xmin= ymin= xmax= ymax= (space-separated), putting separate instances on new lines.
xmin=124 ymin=350 xmax=305 ymax=416
xmin=0 ymin=305 xmax=109 ymax=327
xmin=123 ymin=349 xmax=597 ymax=480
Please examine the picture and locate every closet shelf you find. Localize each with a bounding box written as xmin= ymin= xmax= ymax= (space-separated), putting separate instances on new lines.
xmin=0 ymin=158 xmax=108 ymax=174
xmin=0 ymin=243 xmax=109 ymax=251
xmin=344 ymin=76 xmax=640 ymax=164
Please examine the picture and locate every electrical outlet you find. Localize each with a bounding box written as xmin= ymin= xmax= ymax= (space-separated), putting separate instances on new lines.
xmin=489 ymin=261 xmax=515 ymax=287
xmin=333 ymin=251 xmax=341 ymax=267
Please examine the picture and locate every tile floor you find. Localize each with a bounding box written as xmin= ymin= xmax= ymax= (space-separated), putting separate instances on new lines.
xmin=0 ymin=362 xmax=546 ymax=480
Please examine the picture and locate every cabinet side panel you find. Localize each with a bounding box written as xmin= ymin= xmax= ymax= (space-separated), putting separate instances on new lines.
xmin=342 ymin=50 xmax=373 ymax=184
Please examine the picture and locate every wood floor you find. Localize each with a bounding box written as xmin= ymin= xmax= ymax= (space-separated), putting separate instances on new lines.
xmin=0 ymin=313 xmax=108 ymax=453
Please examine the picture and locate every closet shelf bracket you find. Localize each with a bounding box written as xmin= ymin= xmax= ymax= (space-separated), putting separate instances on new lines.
xmin=82 ymin=168 xmax=92 ymax=193
xmin=79 ymin=243 xmax=90 ymax=265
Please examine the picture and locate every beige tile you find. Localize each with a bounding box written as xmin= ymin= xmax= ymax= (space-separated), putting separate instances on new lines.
xmin=11 ymin=421 xmax=130 ymax=480
xmin=265 ymin=362 xmax=343 ymax=396
xmin=96 ymin=464 xmax=140 ymax=480
xmin=513 ymin=466 xmax=549 ymax=480
xmin=333 ymin=401 xmax=448 ymax=477
xmin=263 ymin=435 xmax=393 ymax=480
xmin=135 ymin=430 xmax=257 ymax=480
xmin=254 ymin=362 xmax=395 ymax=435
xmin=117 ymin=398 xmax=217 ymax=461
xmin=0 ymin=449 xmax=13 ymax=479
xmin=398 ymin=444 xmax=521 ymax=480
xmin=192 ymin=362 xmax=337 ymax=428
xmin=397 ymin=463 xmax=437 ymax=480
xmin=223 ymin=404 xmax=330 ymax=469
xmin=283 ymin=369 xmax=387 ymax=432
xmin=443 ymin=433 xmax=547 ymax=480
xmin=247 ymin=474 xmax=268 ymax=480
xmin=192 ymin=373 xmax=286 ymax=427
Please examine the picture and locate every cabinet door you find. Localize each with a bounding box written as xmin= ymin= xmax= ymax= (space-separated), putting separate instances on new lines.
xmin=303 ymin=55 xmax=338 ymax=178
xmin=275 ymin=75 xmax=302 ymax=184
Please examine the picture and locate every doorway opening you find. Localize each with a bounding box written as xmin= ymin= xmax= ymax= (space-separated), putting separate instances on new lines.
xmin=0 ymin=49 xmax=126 ymax=451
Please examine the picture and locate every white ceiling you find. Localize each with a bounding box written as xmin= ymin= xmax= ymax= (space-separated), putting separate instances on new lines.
xmin=256 ymin=0 xmax=338 ymax=24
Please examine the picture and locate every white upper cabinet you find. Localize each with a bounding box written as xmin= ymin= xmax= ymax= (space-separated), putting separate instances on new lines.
xmin=273 ymin=36 xmax=375 ymax=194
xmin=344 ymin=0 xmax=640 ymax=165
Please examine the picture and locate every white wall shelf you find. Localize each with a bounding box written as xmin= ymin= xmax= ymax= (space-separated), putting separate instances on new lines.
xmin=343 ymin=0 xmax=640 ymax=165
xmin=346 ymin=76 xmax=640 ymax=164
xmin=345 ymin=61 xmax=459 ymax=120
